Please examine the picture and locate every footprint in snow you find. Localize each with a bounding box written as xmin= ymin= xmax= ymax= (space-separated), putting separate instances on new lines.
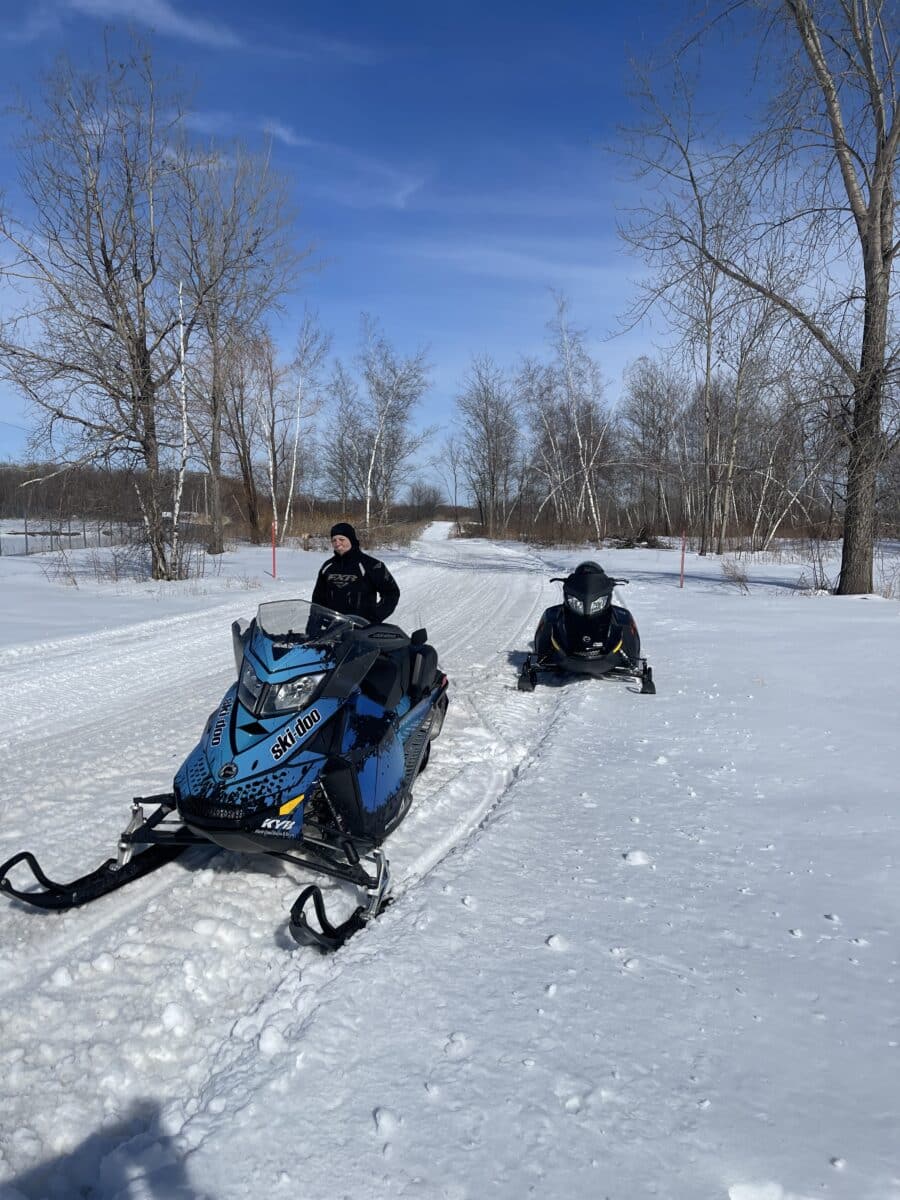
xmin=443 ymin=1032 xmax=471 ymax=1060
xmin=554 ymin=1076 xmax=594 ymax=1115
xmin=373 ymin=1107 xmax=401 ymax=1136
xmin=623 ymin=850 xmax=652 ymax=866
xmin=545 ymin=933 xmax=569 ymax=951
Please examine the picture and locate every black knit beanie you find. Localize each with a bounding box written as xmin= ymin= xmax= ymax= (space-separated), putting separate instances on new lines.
xmin=330 ymin=521 xmax=359 ymax=548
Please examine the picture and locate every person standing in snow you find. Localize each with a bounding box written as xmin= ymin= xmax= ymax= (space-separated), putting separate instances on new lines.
xmin=311 ymin=521 xmax=400 ymax=625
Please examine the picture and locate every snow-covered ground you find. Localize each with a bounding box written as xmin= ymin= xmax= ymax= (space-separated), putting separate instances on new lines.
xmin=1 ymin=524 xmax=898 ymax=1200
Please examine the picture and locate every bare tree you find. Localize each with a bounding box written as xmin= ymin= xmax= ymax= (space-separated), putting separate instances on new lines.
xmin=326 ymin=318 xmax=432 ymax=528
xmin=620 ymin=356 xmax=685 ymax=535
xmin=175 ymin=140 xmax=306 ymax=554
xmin=281 ymin=309 xmax=330 ymax=538
xmin=432 ymin=435 xmax=465 ymax=534
xmin=0 ymin=44 xmax=197 ymax=578
xmin=219 ymin=333 xmax=266 ymax=542
xmin=406 ymin=479 xmax=443 ymax=520
xmin=251 ymin=332 xmax=310 ymax=541
xmin=623 ymin=3 xmax=900 ymax=592
xmin=455 ymin=355 xmax=521 ymax=536
xmin=518 ymin=297 xmax=614 ymax=542
xmin=321 ymin=360 xmax=366 ymax=511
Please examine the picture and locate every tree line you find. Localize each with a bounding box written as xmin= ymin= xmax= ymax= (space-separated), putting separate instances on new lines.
xmin=1 ymin=6 xmax=899 ymax=591
xmin=5 ymin=285 xmax=897 ymax=564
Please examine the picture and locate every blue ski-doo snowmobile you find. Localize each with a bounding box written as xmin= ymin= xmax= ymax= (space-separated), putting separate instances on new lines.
xmin=0 ymin=600 xmax=449 ymax=950
xmin=518 ymin=562 xmax=655 ymax=694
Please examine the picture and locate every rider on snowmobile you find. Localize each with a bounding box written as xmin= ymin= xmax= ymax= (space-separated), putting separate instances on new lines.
xmin=311 ymin=522 xmax=400 ymax=626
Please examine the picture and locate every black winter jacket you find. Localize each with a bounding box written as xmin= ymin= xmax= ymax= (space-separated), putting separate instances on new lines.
xmin=311 ymin=548 xmax=400 ymax=624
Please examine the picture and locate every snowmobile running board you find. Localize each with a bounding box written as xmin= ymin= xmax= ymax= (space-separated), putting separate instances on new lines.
xmin=517 ymin=655 xmax=656 ymax=694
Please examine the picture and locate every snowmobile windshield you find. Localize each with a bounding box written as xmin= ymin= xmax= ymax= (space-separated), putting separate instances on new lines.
xmin=255 ymin=600 xmax=367 ymax=640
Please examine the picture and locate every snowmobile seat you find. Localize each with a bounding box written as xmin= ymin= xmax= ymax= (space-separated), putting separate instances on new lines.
xmin=409 ymin=642 xmax=438 ymax=702
xmin=350 ymin=625 xmax=410 ymax=709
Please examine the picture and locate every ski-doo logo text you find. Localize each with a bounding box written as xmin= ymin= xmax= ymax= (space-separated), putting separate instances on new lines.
xmin=270 ymin=708 xmax=322 ymax=761
xmin=210 ymin=696 xmax=234 ymax=747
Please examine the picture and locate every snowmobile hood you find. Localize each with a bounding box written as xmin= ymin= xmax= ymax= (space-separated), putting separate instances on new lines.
xmin=565 ymin=565 xmax=615 ymax=601
xmin=174 ymin=678 xmax=338 ymax=832
xmin=562 ymin=566 xmax=615 ymax=621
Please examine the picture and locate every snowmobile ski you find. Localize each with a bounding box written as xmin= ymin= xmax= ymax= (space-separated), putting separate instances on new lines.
xmin=0 ymin=794 xmax=196 ymax=911
xmin=0 ymin=845 xmax=186 ymax=910
xmin=289 ymin=848 xmax=393 ymax=951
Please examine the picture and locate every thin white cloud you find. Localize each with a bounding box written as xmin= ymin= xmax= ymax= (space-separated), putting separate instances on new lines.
xmin=66 ymin=0 xmax=243 ymax=48
xmin=303 ymin=142 xmax=428 ymax=210
xmin=259 ymin=119 xmax=314 ymax=150
xmin=181 ymin=109 xmax=314 ymax=150
xmin=60 ymin=0 xmax=381 ymax=62
xmin=402 ymin=237 xmax=627 ymax=291
xmin=286 ymin=33 xmax=382 ymax=67
xmin=181 ymin=110 xmax=425 ymax=209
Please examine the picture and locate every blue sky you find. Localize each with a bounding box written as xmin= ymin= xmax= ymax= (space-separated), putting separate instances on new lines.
xmin=0 ymin=0 xmax=700 ymax=460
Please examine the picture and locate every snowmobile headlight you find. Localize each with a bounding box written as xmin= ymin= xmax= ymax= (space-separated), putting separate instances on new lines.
xmin=264 ymin=672 xmax=325 ymax=715
xmin=238 ymin=660 xmax=265 ymax=711
xmin=565 ymin=594 xmax=585 ymax=614
xmin=588 ymin=595 xmax=610 ymax=614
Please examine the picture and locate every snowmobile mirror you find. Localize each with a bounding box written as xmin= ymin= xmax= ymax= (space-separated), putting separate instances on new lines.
xmin=318 ymin=649 xmax=379 ymax=700
xmin=411 ymin=628 xmax=428 ymax=645
xmin=231 ymin=618 xmax=250 ymax=674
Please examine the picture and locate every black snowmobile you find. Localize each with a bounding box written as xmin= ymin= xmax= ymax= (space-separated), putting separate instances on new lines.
xmin=0 ymin=600 xmax=449 ymax=951
xmin=518 ymin=561 xmax=655 ymax=694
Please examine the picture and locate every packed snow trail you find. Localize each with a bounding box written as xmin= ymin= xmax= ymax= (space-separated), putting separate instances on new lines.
xmin=0 ymin=526 xmax=582 ymax=1195
xmin=2 ymin=525 xmax=898 ymax=1200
